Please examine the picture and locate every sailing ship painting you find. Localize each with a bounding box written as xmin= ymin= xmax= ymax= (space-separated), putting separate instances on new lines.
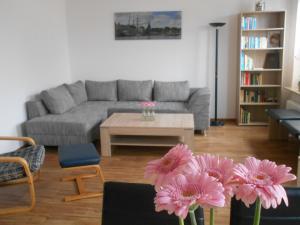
xmin=114 ymin=11 xmax=182 ymax=40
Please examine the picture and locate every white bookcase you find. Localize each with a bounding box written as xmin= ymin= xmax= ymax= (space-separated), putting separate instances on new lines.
xmin=237 ymin=11 xmax=285 ymax=125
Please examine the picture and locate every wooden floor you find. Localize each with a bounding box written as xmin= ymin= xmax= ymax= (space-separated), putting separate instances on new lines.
xmin=0 ymin=122 xmax=298 ymax=225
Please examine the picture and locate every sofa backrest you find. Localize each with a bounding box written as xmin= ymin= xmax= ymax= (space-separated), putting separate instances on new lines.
xmin=26 ymin=100 xmax=49 ymax=120
xmin=26 ymin=80 xmax=195 ymax=119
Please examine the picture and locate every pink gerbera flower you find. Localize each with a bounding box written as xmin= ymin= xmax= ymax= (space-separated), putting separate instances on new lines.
xmin=144 ymin=144 xmax=193 ymax=188
xmin=140 ymin=101 xmax=156 ymax=108
xmin=234 ymin=157 xmax=296 ymax=209
xmin=191 ymin=154 xmax=236 ymax=204
xmin=155 ymin=173 xmax=225 ymax=219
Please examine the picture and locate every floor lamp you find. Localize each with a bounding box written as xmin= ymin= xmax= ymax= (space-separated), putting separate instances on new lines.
xmin=210 ymin=22 xmax=226 ymax=126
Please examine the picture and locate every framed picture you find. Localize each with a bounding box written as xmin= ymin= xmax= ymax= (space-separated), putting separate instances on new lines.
xmin=114 ymin=11 xmax=182 ymax=40
xmin=268 ymin=31 xmax=281 ymax=48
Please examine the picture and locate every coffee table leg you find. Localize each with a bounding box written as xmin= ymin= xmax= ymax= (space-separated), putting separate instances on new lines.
xmin=100 ymin=128 xmax=111 ymax=157
xmin=183 ymin=129 xmax=194 ymax=151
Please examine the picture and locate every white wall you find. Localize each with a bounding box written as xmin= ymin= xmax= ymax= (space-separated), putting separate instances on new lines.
xmin=66 ymin=0 xmax=296 ymax=119
xmin=292 ymin=0 xmax=300 ymax=87
xmin=0 ymin=0 xmax=71 ymax=153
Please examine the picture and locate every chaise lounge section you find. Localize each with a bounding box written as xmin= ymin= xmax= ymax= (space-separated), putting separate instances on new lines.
xmin=24 ymin=80 xmax=210 ymax=146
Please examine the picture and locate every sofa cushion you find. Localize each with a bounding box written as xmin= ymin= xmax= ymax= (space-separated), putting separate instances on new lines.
xmin=154 ymin=81 xmax=190 ymax=102
xmin=65 ymin=81 xmax=87 ymax=105
xmin=24 ymin=101 xmax=116 ymax=138
xmin=118 ymin=80 xmax=152 ymax=101
xmin=41 ymin=85 xmax=76 ymax=114
xmin=86 ymin=80 xmax=117 ymax=101
xmin=26 ymin=100 xmax=48 ymax=120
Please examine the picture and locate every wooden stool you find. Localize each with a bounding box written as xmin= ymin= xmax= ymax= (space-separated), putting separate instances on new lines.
xmin=58 ymin=143 xmax=105 ymax=202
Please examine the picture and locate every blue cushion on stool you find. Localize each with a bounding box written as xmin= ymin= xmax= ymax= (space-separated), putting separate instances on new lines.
xmin=58 ymin=143 xmax=100 ymax=168
xmin=266 ymin=109 xmax=300 ymax=121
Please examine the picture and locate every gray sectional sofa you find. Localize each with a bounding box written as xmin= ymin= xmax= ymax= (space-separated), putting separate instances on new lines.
xmin=24 ymin=80 xmax=210 ymax=146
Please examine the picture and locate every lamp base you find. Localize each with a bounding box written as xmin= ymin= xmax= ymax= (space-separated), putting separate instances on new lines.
xmin=210 ymin=120 xmax=224 ymax=127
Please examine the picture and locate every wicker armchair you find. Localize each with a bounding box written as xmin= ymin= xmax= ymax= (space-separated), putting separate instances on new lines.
xmin=0 ymin=136 xmax=45 ymax=215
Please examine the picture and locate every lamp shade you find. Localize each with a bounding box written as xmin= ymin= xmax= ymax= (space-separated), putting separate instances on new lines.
xmin=209 ymin=22 xmax=226 ymax=28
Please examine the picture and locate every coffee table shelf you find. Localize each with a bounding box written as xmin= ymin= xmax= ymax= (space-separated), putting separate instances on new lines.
xmin=110 ymin=135 xmax=181 ymax=147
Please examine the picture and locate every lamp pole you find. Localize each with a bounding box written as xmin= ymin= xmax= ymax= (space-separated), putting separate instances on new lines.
xmin=209 ymin=22 xmax=226 ymax=126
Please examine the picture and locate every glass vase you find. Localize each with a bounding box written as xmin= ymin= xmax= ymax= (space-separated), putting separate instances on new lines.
xmin=142 ymin=107 xmax=155 ymax=121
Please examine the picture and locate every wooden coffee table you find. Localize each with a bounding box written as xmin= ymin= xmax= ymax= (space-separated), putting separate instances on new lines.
xmin=100 ymin=113 xmax=194 ymax=156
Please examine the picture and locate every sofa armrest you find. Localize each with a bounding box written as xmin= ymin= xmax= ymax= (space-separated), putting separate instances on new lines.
xmin=187 ymin=88 xmax=210 ymax=131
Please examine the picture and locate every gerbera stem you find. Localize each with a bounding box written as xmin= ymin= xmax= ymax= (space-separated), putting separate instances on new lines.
xmin=210 ymin=208 xmax=214 ymax=225
xmin=179 ymin=217 xmax=185 ymax=225
xmin=189 ymin=210 xmax=197 ymax=225
xmin=253 ymin=198 xmax=262 ymax=225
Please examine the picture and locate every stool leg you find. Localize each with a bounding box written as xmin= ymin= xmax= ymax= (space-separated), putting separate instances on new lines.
xmin=96 ymin=165 xmax=105 ymax=183
xmin=62 ymin=165 xmax=105 ymax=202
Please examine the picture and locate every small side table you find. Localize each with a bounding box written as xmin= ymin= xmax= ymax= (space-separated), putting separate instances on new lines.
xmin=58 ymin=143 xmax=105 ymax=202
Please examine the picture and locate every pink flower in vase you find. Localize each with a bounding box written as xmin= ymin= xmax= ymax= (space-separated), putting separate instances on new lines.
xmin=191 ymin=154 xmax=236 ymax=204
xmin=155 ymin=173 xmax=225 ymax=219
xmin=233 ymin=157 xmax=296 ymax=209
xmin=144 ymin=144 xmax=193 ymax=189
xmin=140 ymin=101 xmax=156 ymax=108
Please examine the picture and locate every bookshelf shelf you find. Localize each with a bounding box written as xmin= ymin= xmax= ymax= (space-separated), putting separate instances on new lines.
xmin=242 ymin=28 xmax=284 ymax=32
xmin=242 ymin=47 xmax=283 ymax=51
xmin=240 ymin=85 xmax=281 ymax=88
xmin=240 ymin=102 xmax=280 ymax=106
xmin=241 ymin=69 xmax=282 ymax=72
xmin=238 ymin=11 xmax=285 ymax=126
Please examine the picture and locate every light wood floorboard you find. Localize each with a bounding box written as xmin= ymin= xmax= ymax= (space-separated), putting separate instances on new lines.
xmin=0 ymin=122 xmax=298 ymax=225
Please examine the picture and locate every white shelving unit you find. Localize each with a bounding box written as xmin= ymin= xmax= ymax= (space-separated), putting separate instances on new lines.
xmin=237 ymin=11 xmax=285 ymax=125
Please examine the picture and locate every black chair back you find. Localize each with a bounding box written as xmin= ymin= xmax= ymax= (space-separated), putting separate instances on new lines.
xmin=230 ymin=187 xmax=300 ymax=225
xmin=102 ymin=181 xmax=204 ymax=225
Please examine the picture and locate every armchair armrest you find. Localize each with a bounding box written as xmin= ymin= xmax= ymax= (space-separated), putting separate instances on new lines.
xmin=187 ymin=87 xmax=210 ymax=131
xmin=0 ymin=136 xmax=36 ymax=147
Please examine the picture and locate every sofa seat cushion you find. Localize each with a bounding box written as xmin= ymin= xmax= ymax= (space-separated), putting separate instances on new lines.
xmin=25 ymin=101 xmax=116 ymax=137
xmin=0 ymin=145 xmax=45 ymax=182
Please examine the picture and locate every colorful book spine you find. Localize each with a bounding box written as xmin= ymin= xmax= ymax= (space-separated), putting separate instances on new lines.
xmin=240 ymin=52 xmax=245 ymax=70
xmin=240 ymin=107 xmax=251 ymax=124
xmin=241 ymin=17 xmax=257 ymax=30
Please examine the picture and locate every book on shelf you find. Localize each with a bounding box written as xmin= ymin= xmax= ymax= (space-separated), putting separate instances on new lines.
xmin=241 ymin=31 xmax=281 ymax=49
xmin=241 ymin=72 xmax=262 ymax=85
xmin=241 ymin=35 xmax=268 ymax=49
xmin=240 ymin=52 xmax=254 ymax=70
xmin=240 ymin=108 xmax=251 ymax=124
xmin=240 ymin=89 xmax=277 ymax=103
xmin=240 ymin=89 xmax=264 ymax=103
xmin=241 ymin=17 xmax=257 ymax=30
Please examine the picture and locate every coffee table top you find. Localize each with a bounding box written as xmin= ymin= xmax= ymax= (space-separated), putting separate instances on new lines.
xmin=100 ymin=113 xmax=194 ymax=129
